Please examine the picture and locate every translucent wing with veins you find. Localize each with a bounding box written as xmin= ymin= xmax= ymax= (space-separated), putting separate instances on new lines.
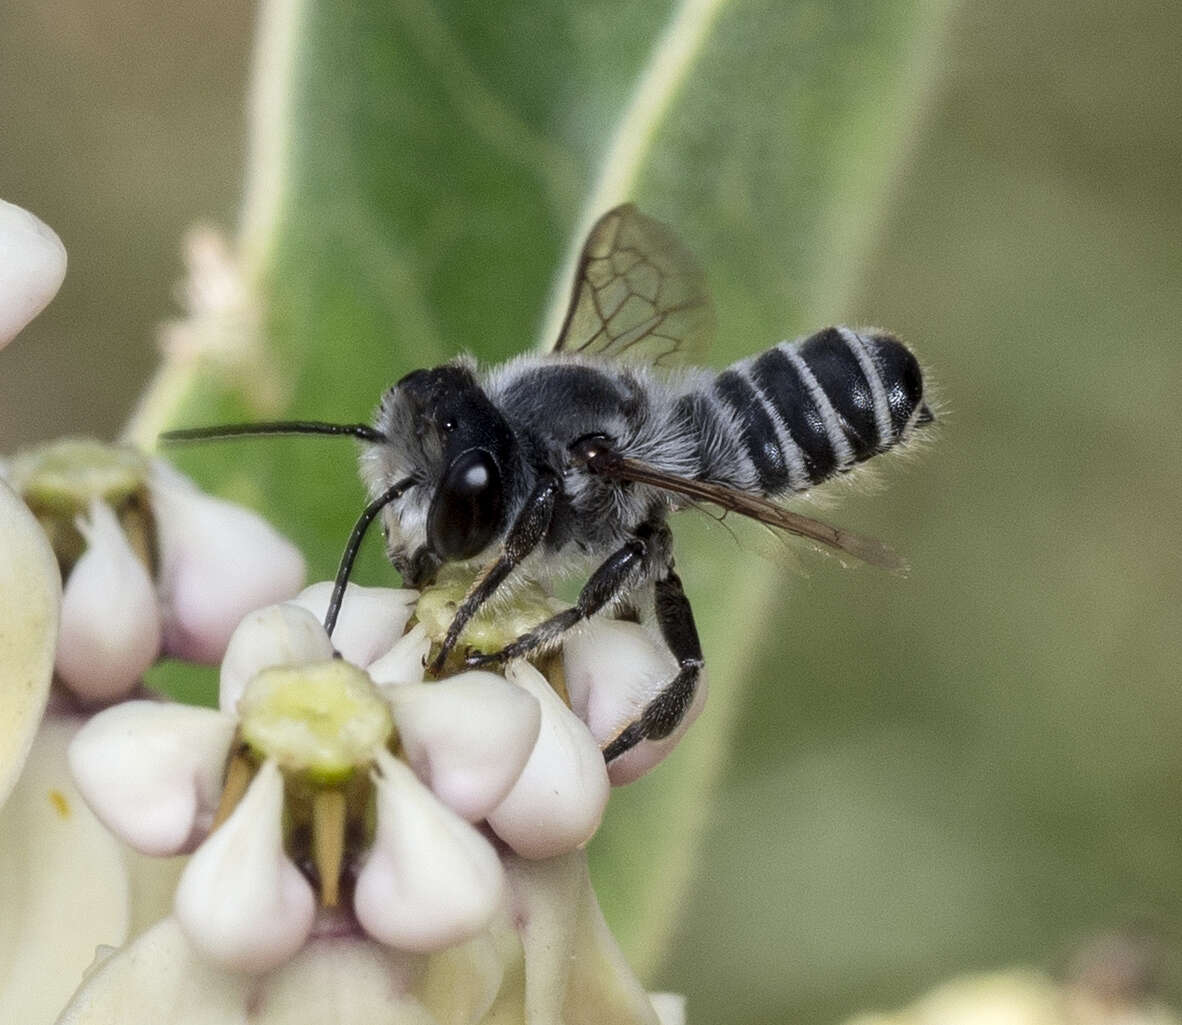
xmin=549 ymin=204 xmax=715 ymax=368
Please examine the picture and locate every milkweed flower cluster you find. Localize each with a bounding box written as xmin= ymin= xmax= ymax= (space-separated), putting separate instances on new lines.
xmin=2 ymin=197 xmax=692 ymax=1024
xmin=69 ymin=575 xmax=704 ymax=979
xmin=3 ymin=440 xmax=306 ymax=704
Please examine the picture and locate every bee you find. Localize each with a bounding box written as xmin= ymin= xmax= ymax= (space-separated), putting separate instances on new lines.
xmin=165 ymin=205 xmax=933 ymax=762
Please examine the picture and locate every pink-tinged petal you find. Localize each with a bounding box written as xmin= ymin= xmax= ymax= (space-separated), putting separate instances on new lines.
xmin=0 ymin=717 xmax=130 ymax=1025
xmin=0 ymin=479 xmax=59 ymax=808
xmin=486 ymin=662 xmax=610 ymax=859
xmin=0 ymin=199 xmax=67 ymax=349
xmin=367 ymin=623 xmax=431 ymax=687
xmin=69 ymin=701 xmax=237 ymax=855
xmin=149 ymin=460 xmax=305 ymax=664
xmin=354 ymin=750 xmax=504 ymax=953
xmin=55 ymin=499 xmax=162 ymax=703
xmin=563 ymin=617 xmax=707 ymax=785
xmin=174 ymin=759 xmax=315 ymax=973
xmin=291 ymin=581 xmax=417 ymax=668
xmin=385 ymin=670 xmax=541 ymax=821
xmin=218 ymin=603 xmax=333 ymax=713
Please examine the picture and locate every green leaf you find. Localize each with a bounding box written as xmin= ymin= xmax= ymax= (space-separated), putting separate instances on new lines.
xmin=134 ymin=0 xmax=956 ymax=1000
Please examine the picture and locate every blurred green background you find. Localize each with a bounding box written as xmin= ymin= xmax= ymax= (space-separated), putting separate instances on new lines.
xmin=2 ymin=2 xmax=1181 ymax=1024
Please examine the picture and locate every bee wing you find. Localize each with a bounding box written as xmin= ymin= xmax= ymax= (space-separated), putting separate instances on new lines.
xmin=548 ymin=204 xmax=715 ymax=368
xmin=596 ymin=454 xmax=907 ymax=571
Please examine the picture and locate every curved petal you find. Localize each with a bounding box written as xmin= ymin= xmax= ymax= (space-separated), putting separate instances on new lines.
xmin=368 ymin=623 xmax=431 ymax=688
xmin=649 ymin=994 xmax=687 ymax=1025
xmin=486 ymin=662 xmax=610 ymax=859
xmin=55 ymin=499 xmax=162 ymax=703
xmin=0 ymin=479 xmax=59 ymax=807
xmin=174 ymin=759 xmax=316 ymax=972
xmin=291 ymin=581 xmax=418 ymax=668
xmin=0 ymin=717 xmax=130 ymax=1025
xmin=354 ymin=750 xmax=504 ymax=953
xmin=56 ymin=916 xmax=438 ymax=1025
xmin=385 ymin=670 xmax=541 ymax=821
xmin=150 ymin=461 xmax=306 ymax=664
xmin=69 ymin=701 xmax=238 ymax=855
xmin=0 ymin=198 xmax=67 ymax=349
xmin=563 ymin=617 xmax=708 ymax=785
xmin=218 ymin=602 xmax=334 ymax=713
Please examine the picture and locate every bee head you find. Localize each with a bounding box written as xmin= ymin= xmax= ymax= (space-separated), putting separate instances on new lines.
xmin=360 ymin=358 xmax=518 ymax=586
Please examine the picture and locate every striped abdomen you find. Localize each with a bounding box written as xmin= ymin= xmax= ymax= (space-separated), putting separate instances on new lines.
xmin=694 ymin=327 xmax=931 ymax=495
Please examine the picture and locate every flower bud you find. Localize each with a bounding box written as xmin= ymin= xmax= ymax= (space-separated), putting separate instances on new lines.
xmin=487 ymin=662 xmax=610 ymax=859
xmin=0 ymin=199 xmax=67 ymax=349
xmin=385 ymin=670 xmax=541 ymax=821
xmin=354 ymin=750 xmax=504 ymax=952
xmin=55 ymin=498 xmax=161 ymax=702
xmin=174 ymin=760 xmax=316 ymax=973
xmin=68 ymin=700 xmax=237 ymax=855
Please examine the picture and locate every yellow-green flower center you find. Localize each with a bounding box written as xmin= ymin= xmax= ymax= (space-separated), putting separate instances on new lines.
xmin=7 ymin=437 xmax=154 ymax=573
xmin=416 ymin=566 xmax=557 ymax=655
xmin=239 ymin=661 xmax=394 ymax=784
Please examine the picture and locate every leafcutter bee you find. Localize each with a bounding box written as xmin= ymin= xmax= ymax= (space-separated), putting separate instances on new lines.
xmin=165 ymin=205 xmax=933 ymax=762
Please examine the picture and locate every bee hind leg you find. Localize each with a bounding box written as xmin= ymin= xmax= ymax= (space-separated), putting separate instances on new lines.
xmin=602 ymin=566 xmax=704 ymax=763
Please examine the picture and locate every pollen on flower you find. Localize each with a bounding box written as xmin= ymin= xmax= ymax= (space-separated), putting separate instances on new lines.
xmin=237 ymin=660 xmax=394 ymax=784
xmin=48 ymin=788 xmax=70 ymax=818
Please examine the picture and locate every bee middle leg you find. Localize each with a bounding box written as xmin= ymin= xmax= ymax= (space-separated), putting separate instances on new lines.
xmin=464 ymin=522 xmax=663 ymax=668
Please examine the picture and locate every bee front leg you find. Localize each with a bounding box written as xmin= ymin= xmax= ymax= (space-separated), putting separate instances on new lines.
xmin=601 ymin=565 xmax=704 ymax=763
xmin=429 ymin=475 xmax=560 ymax=675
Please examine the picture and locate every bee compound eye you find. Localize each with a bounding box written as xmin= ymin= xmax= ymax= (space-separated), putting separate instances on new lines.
xmin=426 ymin=448 xmax=505 ymax=561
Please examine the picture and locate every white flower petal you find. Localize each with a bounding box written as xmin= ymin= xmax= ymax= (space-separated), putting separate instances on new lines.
xmin=501 ymin=851 xmax=583 ymax=1021
xmin=563 ymin=617 xmax=707 ymax=786
xmin=0 ymin=479 xmax=59 ymax=808
xmin=486 ymin=662 xmax=610 ymax=859
xmin=69 ymin=701 xmax=237 ymax=855
xmin=649 ymin=994 xmax=687 ymax=1025
xmin=367 ymin=623 xmax=431 ymax=687
xmin=57 ymin=917 xmax=436 ymax=1025
xmin=55 ymin=498 xmax=162 ymax=703
xmin=150 ymin=460 xmax=305 ymax=664
xmin=354 ymin=750 xmax=504 ymax=952
xmin=0 ymin=198 xmax=67 ymax=349
xmin=218 ymin=602 xmax=334 ymax=713
xmin=174 ymin=759 xmax=315 ymax=972
xmin=0 ymin=717 xmax=130 ymax=1025
xmin=291 ymin=581 xmax=417 ymax=668
xmin=501 ymin=850 xmax=664 ymax=1025
xmin=416 ymin=929 xmax=506 ymax=1025
xmin=385 ymin=670 xmax=541 ymax=821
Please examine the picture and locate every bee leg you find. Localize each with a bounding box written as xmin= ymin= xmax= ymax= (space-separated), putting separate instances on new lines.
xmin=601 ymin=565 xmax=703 ymax=763
xmin=429 ymin=475 xmax=560 ymax=674
xmin=465 ymin=525 xmax=659 ymax=667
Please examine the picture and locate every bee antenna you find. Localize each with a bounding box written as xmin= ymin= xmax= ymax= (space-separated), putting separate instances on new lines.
xmin=323 ymin=477 xmax=415 ymax=638
xmin=160 ymin=421 xmax=387 ymax=444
